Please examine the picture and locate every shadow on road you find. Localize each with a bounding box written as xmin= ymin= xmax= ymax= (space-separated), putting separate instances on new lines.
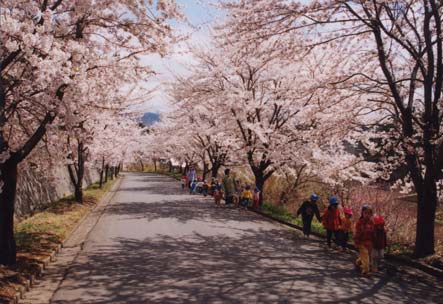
xmin=51 ymin=173 xmax=442 ymax=303
xmin=51 ymin=230 xmax=441 ymax=304
xmin=105 ymin=198 xmax=268 ymax=224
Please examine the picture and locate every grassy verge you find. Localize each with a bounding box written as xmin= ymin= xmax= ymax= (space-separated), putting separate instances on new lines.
xmin=160 ymin=172 xmax=182 ymax=180
xmin=259 ymin=201 xmax=443 ymax=273
xmin=260 ymin=202 xmax=325 ymax=236
xmin=140 ymin=169 xmax=182 ymax=181
xmin=0 ymin=179 xmax=118 ymax=302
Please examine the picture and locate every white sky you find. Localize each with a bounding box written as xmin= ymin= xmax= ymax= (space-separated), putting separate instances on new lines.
xmin=136 ymin=0 xmax=220 ymax=113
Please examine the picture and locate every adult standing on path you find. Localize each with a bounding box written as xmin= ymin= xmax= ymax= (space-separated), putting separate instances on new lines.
xmin=222 ymin=168 xmax=236 ymax=206
xmin=187 ymin=166 xmax=196 ymax=189
xmin=297 ymin=193 xmax=321 ymax=238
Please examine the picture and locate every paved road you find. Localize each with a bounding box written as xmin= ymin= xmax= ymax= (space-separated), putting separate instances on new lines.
xmin=50 ymin=173 xmax=441 ymax=304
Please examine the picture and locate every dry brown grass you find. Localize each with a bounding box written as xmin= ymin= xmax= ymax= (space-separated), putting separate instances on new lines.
xmin=0 ymin=179 xmax=117 ymax=302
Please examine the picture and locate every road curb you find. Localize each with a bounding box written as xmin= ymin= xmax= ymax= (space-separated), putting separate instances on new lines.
xmin=248 ymin=207 xmax=443 ymax=280
xmin=10 ymin=177 xmax=123 ymax=304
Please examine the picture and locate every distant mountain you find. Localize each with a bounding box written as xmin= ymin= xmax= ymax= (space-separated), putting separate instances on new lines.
xmin=140 ymin=112 xmax=160 ymax=126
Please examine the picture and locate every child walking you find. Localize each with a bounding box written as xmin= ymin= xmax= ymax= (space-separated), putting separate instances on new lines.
xmin=240 ymin=184 xmax=252 ymax=209
xmin=338 ymin=207 xmax=353 ymax=250
xmin=354 ymin=205 xmax=374 ymax=275
xmin=297 ymin=193 xmax=321 ymax=238
xmin=181 ymin=174 xmax=187 ymax=189
xmin=321 ymin=197 xmax=341 ymax=248
xmin=252 ymin=187 xmax=260 ymax=208
xmin=372 ymin=215 xmax=387 ymax=272
xmin=213 ymin=181 xmax=222 ymax=206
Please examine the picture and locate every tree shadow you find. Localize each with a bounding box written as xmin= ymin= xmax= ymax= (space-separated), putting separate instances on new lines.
xmin=51 ymin=173 xmax=442 ymax=303
xmin=121 ymin=173 xmax=179 ymax=185
xmin=104 ymin=197 xmax=267 ymax=224
xmin=52 ymin=228 xmax=442 ymax=304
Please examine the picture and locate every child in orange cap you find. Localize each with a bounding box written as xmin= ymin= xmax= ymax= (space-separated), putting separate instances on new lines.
xmin=354 ymin=204 xmax=374 ymax=275
xmin=372 ymin=215 xmax=387 ymax=272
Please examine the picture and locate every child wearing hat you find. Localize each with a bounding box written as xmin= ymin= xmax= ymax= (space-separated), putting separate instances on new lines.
xmin=372 ymin=215 xmax=387 ymax=272
xmin=354 ymin=205 xmax=375 ymax=275
xmin=297 ymin=193 xmax=321 ymax=238
xmin=338 ymin=207 xmax=353 ymax=250
xmin=321 ymin=197 xmax=342 ymax=248
xmin=240 ymin=184 xmax=253 ymax=209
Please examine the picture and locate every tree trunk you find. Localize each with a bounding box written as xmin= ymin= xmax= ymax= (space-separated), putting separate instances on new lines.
xmin=202 ymin=162 xmax=209 ymax=181
xmin=414 ymin=174 xmax=438 ymax=257
xmin=68 ymin=162 xmax=83 ymax=203
xmin=211 ymin=161 xmax=221 ymax=179
xmin=247 ymin=151 xmax=273 ymax=207
xmin=254 ymin=174 xmax=266 ymax=207
xmin=76 ymin=142 xmax=85 ymax=203
xmin=104 ymin=164 xmax=109 ymax=183
xmin=110 ymin=167 xmax=114 ymax=180
xmin=154 ymin=159 xmax=157 ymax=172
xmin=0 ymin=159 xmax=18 ymax=265
xmin=168 ymin=161 xmax=173 ymax=172
xmin=74 ymin=183 xmax=83 ymax=203
xmin=67 ymin=141 xmax=85 ymax=203
xmin=99 ymin=156 xmax=105 ymax=188
xmin=139 ymin=159 xmax=144 ymax=172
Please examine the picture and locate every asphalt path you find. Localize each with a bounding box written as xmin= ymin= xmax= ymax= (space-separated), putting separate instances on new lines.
xmin=51 ymin=173 xmax=442 ymax=304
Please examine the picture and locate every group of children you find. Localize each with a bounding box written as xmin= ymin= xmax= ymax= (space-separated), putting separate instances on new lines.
xmin=181 ymin=170 xmax=260 ymax=209
xmin=298 ymin=194 xmax=387 ymax=276
xmin=183 ymin=168 xmax=387 ymax=276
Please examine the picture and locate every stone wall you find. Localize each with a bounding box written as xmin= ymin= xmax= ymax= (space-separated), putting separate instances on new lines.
xmin=15 ymin=165 xmax=99 ymax=218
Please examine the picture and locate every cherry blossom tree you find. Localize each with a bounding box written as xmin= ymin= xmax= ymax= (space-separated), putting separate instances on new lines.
xmin=221 ymin=0 xmax=443 ymax=257
xmin=0 ymin=0 xmax=181 ymax=265
xmin=168 ymin=82 xmax=233 ymax=179
xmin=166 ymin=27 xmax=370 ymax=204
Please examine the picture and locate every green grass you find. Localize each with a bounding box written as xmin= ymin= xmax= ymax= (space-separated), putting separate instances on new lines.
xmin=142 ymin=169 xmax=182 ymax=181
xmin=260 ymin=202 xmax=326 ymax=236
xmin=161 ymin=172 xmax=182 ymax=180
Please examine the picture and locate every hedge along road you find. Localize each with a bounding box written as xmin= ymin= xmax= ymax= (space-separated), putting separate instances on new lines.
xmin=49 ymin=173 xmax=441 ymax=304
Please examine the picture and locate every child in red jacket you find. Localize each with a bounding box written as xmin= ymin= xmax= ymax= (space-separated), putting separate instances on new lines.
xmin=321 ymin=197 xmax=341 ymax=248
xmin=372 ymin=215 xmax=387 ymax=272
xmin=354 ymin=205 xmax=374 ymax=275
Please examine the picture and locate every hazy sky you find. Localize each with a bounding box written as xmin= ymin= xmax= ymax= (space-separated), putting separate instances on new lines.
xmin=138 ymin=0 xmax=219 ymax=113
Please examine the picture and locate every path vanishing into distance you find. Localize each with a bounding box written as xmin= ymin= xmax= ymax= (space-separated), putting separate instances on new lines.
xmin=28 ymin=173 xmax=442 ymax=303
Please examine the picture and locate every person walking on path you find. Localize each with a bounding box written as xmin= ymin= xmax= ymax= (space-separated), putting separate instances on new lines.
xmin=252 ymin=187 xmax=260 ymax=209
xmin=321 ymin=197 xmax=341 ymax=248
xmin=297 ymin=194 xmax=321 ymax=238
xmin=213 ymin=180 xmax=222 ymax=206
xmin=354 ymin=205 xmax=375 ymax=275
xmin=222 ymin=168 xmax=236 ymax=206
xmin=240 ymin=184 xmax=253 ymax=209
xmin=187 ymin=167 xmax=196 ymax=189
xmin=338 ymin=207 xmax=353 ymax=250
xmin=372 ymin=215 xmax=387 ymax=272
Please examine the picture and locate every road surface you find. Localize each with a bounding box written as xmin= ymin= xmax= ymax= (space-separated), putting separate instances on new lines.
xmin=50 ymin=173 xmax=442 ymax=303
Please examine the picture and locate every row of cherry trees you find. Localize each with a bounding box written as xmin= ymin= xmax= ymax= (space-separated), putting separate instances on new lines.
xmin=155 ymin=18 xmax=373 ymax=206
xmin=159 ymin=0 xmax=443 ymax=258
xmin=0 ymin=0 xmax=181 ymax=265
